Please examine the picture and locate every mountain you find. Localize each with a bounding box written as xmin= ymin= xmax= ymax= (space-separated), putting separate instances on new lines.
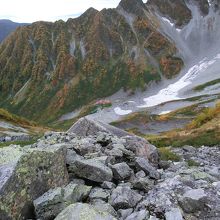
xmin=0 ymin=0 xmax=183 ymax=123
xmin=0 ymin=0 xmax=219 ymax=125
xmin=0 ymin=19 xmax=27 ymax=43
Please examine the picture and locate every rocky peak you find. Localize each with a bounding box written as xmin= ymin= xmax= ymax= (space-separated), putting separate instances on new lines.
xmin=147 ymin=0 xmax=192 ymax=27
xmin=117 ymin=0 xmax=146 ymax=16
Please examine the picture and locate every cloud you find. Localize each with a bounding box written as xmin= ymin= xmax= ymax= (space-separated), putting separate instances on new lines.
xmin=0 ymin=0 xmax=121 ymax=23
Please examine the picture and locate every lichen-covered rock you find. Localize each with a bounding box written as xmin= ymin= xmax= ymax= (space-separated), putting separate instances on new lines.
xmin=54 ymin=203 xmax=117 ymax=220
xmin=34 ymin=182 xmax=92 ymax=220
xmin=69 ymin=158 xmax=113 ymax=183
xmin=0 ymin=144 xmax=69 ymax=220
xmin=34 ymin=187 xmax=66 ymax=220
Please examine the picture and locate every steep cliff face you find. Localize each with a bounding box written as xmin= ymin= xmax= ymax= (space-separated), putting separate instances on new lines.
xmin=0 ymin=0 xmax=183 ymax=123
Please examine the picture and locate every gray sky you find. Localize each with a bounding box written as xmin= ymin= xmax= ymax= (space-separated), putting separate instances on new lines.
xmin=0 ymin=0 xmax=122 ymax=23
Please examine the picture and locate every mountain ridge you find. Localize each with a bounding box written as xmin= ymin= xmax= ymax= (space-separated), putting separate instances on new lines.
xmin=0 ymin=0 xmax=183 ymax=123
xmin=0 ymin=19 xmax=28 ymax=43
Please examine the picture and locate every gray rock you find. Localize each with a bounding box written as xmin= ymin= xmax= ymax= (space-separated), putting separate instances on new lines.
xmin=69 ymin=158 xmax=113 ymax=183
xmin=68 ymin=117 xmax=129 ymax=138
xmin=118 ymin=208 xmax=133 ymax=219
xmin=135 ymin=157 xmax=160 ymax=180
xmin=132 ymin=177 xmax=154 ymax=192
xmin=34 ymin=182 xmax=92 ymax=220
xmin=178 ymin=188 xmax=207 ymax=213
xmin=159 ymin=160 xmax=172 ymax=170
xmin=64 ymin=183 xmax=92 ymax=203
xmin=54 ymin=203 xmax=117 ymax=220
xmin=34 ymin=187 xmax=66 ymax=220
xmin=91 ymin=199 xmax=118 ymax=217
xmin=109 ymin=186 xmax=142 ymax=209
xmin=111 ymin=162 xmax=132 ymax=180
xmin=71 ymin=137 xmax=101 ymax=156
xmin=0 ymin=144 xmax=68 ymax=220
xmin=123 ymin=136 xmax=159 ymax=166
xmin=89 ymin=187 xmax=110 ymax=201
xmin=125 ymin=210 xmax=149 ymax=220
xmin=66 ymin=149 xmax=82 ymax=165
xmin=183 ymin=145 xmax=196 ymax=153
xmin=101 ymin=181 xmax=116 ymax=189
xmin=135 ymin=171 xmax=146 ymax=178
xmin=213 ymin=181 xmax=220 ymax=190
xmin=165 ymin=208 xmax=183 ymax=220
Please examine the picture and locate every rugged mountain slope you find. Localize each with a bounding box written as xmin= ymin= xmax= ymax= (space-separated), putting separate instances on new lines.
xmin=0 ymin=19 xmax=27 ymax=43
xmin=0 ymin=0 xmax=183 ymax=123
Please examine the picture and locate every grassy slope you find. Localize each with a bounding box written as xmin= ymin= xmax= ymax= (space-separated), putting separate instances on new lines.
xmin=147 ymin=102 xmax=220 ymax=147
xmin=0 ymin=108 xmax=48 ymax=136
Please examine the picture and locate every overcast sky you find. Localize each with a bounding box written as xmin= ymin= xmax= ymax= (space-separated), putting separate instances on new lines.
xmin=0 ymin=0 xmax=122 ymax=23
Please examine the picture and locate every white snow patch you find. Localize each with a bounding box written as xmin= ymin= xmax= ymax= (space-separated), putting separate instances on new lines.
xmin=159 ymin=110 xmax=171 ymax=115
xmin=138 ymin=54 xmax=220 ymax=108
xmin=162 ymin=17 xmax=175 ymax=27
xmin=114 ymin=107 xmax=132 ymax=115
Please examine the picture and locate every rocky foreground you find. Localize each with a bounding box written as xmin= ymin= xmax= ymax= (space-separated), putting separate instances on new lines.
xmin=0 ymin=118 xmax=220 ymax=220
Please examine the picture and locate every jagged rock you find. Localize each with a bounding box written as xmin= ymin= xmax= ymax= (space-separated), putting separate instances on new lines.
xmin=125 ymin=209 xmax=149 ymax=220
xmin=118 ymin=208 xmax=133 ymax=219
xmin=178 ymin=188 xmax=207 ymax=213
xmin=159 ymin=160 xmax=172 ymax=170
xmin=111 ymin=162 xmax=132 ymax=180
xmin=182 ymin=145 xmax=196 ymax=153
xmin=90 ymin=199 xmax=118 ymax=217
xmin=136 ymin=170 xmax=146 ymax=178
xmin=68 ymin=117 xmax=130 ymax=138
xmin=101 ymin=181 xmax=116 ymax=189
xmin=89 ymin=187 xmax=110 ymax=201
xmin=135 ymin=157 xmax=160 ymax=180
xmin=66 ymin=149 xmax=83 ymax=165
xmin=34 ymin=187 xmax=66 ymax=220
xmin=165 ymin=208 xmax=183 ymax=220
xmin=54 ymin=203 xmax=117 ymax=220
xmin=109 ymin=185 xmax=142 ymax=209
xmin=70 ymin=137 xmax=102 ymax=156
xmin=0 ymin=144 xmax=68 ymax=220
xmin=132 ymin=177 xmax=154 ymax=192
xmin=34 ymin=182 xmax=92 ymax=220
xmin=123 ymin=136 xmax=159 ymax=166
xmin=69 ymin=158 xmax=113 ymax=183
xmin=64 ymin=183 xmax=92 ymax=203
xmin=68 ymin=118 xmax=159 ymax=166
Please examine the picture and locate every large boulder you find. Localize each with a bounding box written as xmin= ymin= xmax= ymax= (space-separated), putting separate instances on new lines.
xmin=68 ymin=117 xmax=129 ymax=138
xmin=69 ymin=158 xmax=113 ymax=183
xmin=54 ymin=203 xmax=117 ymax=220
xmin=0 ymin=144 xmax=69 ymax=220
xmin=123 ymin=136 xmax=159 ymax=166
xmin=68 ymin=117 xmax=159 ymax=166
